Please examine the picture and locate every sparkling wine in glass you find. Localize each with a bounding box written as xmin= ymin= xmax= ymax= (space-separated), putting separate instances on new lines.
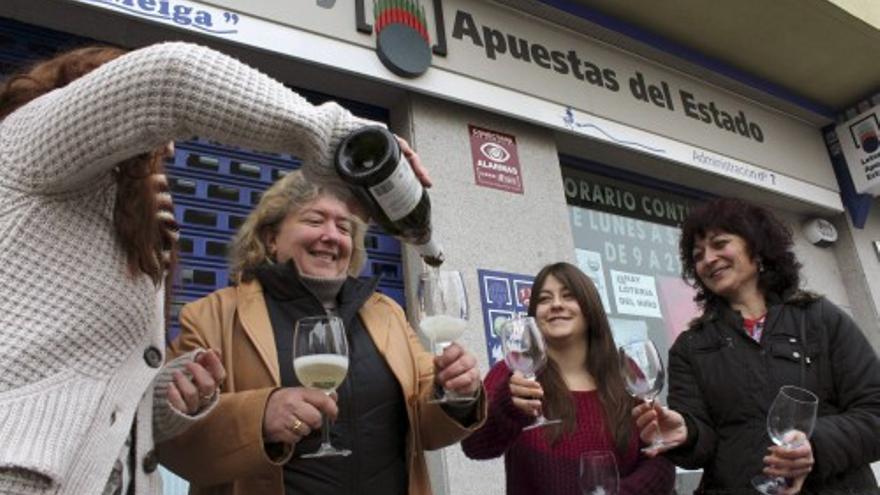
xmin=418 ymin=269 xmax=470 ymax=404
xmin=751 ymin=385 xmax=818 ymax=494
xmin=293 ymin=315 xmax=351 ymax=458
xmin=501 ymin=316 xmax=562 ymax=430
xmin=619 ymin=339 xmax=666 ymax=451
xmin=579 ymin=451 xmax=619 ymax=495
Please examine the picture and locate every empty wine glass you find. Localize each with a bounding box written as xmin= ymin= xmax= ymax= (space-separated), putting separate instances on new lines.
xmin=751 ymin=385 xmax=818 ymax=494
xmin=619 ymin=339 xmax=666 ymax=451
xmin=579 ymin=451 xmax=619 ymax=495
xmin=501 ymin=316 xmax=562 ymax=430
xmin=293 ymin=315 xmax=351 ymax=458
xmin=418 ymin=269 xmax=470 ymax=403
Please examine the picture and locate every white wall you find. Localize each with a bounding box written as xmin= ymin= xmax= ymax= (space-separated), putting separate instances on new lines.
xmin=779 ymin=209 xmax=852 ymax=311
xmin=832 ymin=206 xmax=880 ymax=352
xmin=397 ymin=93 xmax=574 ymax=495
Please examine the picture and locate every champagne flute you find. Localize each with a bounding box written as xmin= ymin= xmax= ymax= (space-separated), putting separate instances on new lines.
xmin=751 ymin=385 xmax=818 ymax=494
xmin=501 ymin=316 xmax=562 ymax=430
xmin=579 ymin=451 xmax=619 ymax=495
xmin=619 ymin=339 xmax=666 ymax=451
xmin=418 ymin=269 xmax=470 ymax=403
xmin=293 ymin=315 xmax=351 ymax=458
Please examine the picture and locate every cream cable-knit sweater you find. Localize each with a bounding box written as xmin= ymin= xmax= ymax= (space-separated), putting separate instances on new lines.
xmin=0 ymin=42 xmax=374 ymax=494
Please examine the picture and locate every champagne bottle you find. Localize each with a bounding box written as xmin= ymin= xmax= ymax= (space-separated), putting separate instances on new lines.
xmin=335 ymin=126 xmax=444 ymax=266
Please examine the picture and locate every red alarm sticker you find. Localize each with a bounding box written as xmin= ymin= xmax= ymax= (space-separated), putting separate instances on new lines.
xmin=469 ymin=125 xmax=523 ymax=194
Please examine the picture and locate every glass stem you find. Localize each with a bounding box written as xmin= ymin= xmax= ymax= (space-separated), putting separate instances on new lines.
xmin=526 ymin=374 xmax=541 ymax=415
xmin=432 ymin=339 xmax=449 ymax=356
xmin=320 ymin=413 xmax=331 ymax=447
xmin=645 ymin=398 xmax=665 ymax=448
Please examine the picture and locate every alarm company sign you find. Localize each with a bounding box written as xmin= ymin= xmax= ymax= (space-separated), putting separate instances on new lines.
xmin=469 ymin=125 xmax=523 ymax=194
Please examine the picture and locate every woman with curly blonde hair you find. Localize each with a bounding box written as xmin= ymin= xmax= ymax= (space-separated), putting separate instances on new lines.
xmin=159 ymin=168 xmax=487 ymax=495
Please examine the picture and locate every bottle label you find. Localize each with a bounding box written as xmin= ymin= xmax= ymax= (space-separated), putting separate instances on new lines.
xmin=369 ymin=154 xmax=423 ymax=221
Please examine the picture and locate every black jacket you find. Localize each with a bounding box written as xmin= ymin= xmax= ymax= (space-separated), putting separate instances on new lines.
xmin=256 ymin=263 xmax=409 ymax=495
xmin=665 ymin=291 xmax=880 ymax=494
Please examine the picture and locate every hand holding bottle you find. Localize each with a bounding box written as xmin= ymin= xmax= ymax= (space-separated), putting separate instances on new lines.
xmin=395 ymin=136 xmax=432 ymax=188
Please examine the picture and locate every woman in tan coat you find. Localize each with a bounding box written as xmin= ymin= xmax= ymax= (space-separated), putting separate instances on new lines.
xmin=159 ymin=170 xmax=486 ymax=494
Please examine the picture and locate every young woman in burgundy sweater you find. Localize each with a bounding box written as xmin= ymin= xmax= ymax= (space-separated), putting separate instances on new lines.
xmin=462 ymin=262 xmax=674 ymax=494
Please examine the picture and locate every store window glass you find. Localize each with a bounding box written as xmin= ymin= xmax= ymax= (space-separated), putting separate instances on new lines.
xmin=562 ymin=165 xmax=703 ymax=397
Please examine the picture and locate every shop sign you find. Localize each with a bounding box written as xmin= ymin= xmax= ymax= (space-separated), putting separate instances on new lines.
xmin=477 ymin=269 xmax=532 ymax=366
xmin=72 ymin=0 xmax=840 ymax=210
xmin=469 ymin=125 xmax=523 ymax=194
xmin=835 ymin=105 xmax=880 ymax=196
xmin=562 ymin=166 xmax=698 ymax=227
xmin=80 ymin=0 xmax=240 ymax=34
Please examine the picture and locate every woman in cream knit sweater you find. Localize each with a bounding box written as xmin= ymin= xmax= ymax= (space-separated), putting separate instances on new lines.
xmin=0 ymin=41 xmax=373 ymax=494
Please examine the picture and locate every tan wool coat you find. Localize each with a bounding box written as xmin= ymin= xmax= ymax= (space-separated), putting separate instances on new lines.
xmin=158 ymin=280 xmax=485 ymax=494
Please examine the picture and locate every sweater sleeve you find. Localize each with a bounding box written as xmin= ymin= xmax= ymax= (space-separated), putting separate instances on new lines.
xmin=157 ymin=300 xmax=290 ymax=485
xmin=664 ymin=331 xmax=717 ymax=469
xmin=150 ymin=349 xmax=219 ymax=444
xmin=460 ymin=361 xmax=532 ymax=460
xmin=0 ymin=41 xmax=376 ymax=194
xmin=619 ymin=450 xmax=676 ymax=495
xmin=0 ymin=468 xmax=53 ymax=494
xmin=809 ymin=298 xmax=880 ymax=482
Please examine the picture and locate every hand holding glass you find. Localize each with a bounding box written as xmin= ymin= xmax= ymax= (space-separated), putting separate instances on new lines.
xmin=293 ymin=315 xmax=351 ymax=458
xmin=579 ymin=451 xmax=619 ymax=495
xmin=619 ymin=339 xmax=666 ymax=451
xmin=751 ymin=385 xmax=818 ymax=494
xmin=418 ymin=269 xmax=470 ymax=403
xmin=501 ymin=316 xmax=561 ymax=430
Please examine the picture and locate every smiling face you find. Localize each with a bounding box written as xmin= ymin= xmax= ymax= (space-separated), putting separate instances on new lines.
xmin=534 ymin=274 xmax=587 ymax=345
xmin=267 ymin=194 xmax=354 ymax=278
xmin=692 ymin=229 xmax=760 ymax=301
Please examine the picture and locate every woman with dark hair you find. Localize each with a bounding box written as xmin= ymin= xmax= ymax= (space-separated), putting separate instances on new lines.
xmin=462 ymin=262 xmax=674 ymax=494
xmin=634 ymin=197 xmax=880 ymax=494
xmin=0 ymin=40 xmax=386 ymax=494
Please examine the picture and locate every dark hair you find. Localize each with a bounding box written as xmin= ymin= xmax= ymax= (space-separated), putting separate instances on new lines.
xmin=527 ymin=262 xmax=632 ymax=452
xmin=679 ymin=197 xmax=801 ymax=309
xmin=0 ymin=45 xmax=175 ymax=285
xmin=0 ymin=46 xmax=126 ymax=119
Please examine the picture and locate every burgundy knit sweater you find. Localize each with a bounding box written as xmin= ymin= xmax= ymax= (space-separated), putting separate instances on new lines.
xmin=462 ymin=362 xmax=675 ymax=495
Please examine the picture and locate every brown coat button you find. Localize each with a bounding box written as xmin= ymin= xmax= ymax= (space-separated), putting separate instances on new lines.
xmin=143 ymin=449 xmax=158 ymax=473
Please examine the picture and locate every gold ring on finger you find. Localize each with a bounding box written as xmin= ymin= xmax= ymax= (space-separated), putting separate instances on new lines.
xmin=290 ymin=417 xmax=304 ymax=434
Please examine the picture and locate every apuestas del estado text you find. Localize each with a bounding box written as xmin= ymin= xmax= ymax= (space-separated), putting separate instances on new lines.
xmin=451 ymin=10 xmax=765 ymax=143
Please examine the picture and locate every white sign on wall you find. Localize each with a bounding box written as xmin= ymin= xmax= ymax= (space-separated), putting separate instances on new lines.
xmin=575 ymin=248 xmax=612 ymax=313
xmin=609 ymin=269 xmax=662 ymax=318
xmin=835 ymin=105 xmax=880 ymax=196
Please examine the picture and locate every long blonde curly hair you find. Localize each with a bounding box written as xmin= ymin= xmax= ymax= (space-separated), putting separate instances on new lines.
xmin=229 ymin=169 xmax=368 ymax=283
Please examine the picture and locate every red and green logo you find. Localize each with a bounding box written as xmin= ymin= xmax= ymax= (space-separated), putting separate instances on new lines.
xmin=373 ymin=0 xmax=433 ymax=78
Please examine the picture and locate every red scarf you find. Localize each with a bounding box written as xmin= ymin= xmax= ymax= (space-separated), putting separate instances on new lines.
xmin=743 ymin=314 xmax=766 ymax=342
